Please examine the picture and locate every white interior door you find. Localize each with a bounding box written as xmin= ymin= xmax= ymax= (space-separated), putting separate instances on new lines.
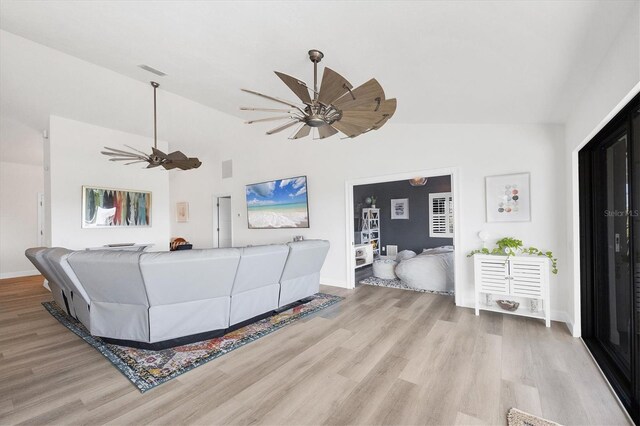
xmin=217 ymin=197 xmax=232 ymax=248
xmin=37 ymin=192 xmax=45 ymax=246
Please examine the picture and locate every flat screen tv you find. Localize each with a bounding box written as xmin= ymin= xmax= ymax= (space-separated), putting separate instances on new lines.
xmin=246 ymin=175 xmax=309 ymax=229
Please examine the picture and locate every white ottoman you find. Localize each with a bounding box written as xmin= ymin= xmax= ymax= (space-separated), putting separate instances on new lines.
xmin=372 ymin=256 xmax=398 ymax=279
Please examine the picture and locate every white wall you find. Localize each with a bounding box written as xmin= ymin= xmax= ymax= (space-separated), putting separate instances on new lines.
xmin=564 ymin=4 xmax=640 ymax=336
xmin=170 ymin=117 xmax=570 ymax=322
xmin=48 ymin=116 xmax=170 ymax=251
xmin=0 ymin=161 xmax=43 ymax=278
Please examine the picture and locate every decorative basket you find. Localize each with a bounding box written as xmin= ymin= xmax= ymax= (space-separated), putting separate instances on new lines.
xmin=496 ymin=300 xmax=519 ymax=311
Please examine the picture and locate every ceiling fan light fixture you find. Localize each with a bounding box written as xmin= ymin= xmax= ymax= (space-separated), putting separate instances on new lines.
xmin=241 ymin=50 xmax=396 ymax=140
xmin=101 ymin=81 xmax=202 ymax=170
xmin=409 ymin=177 xmax=428 ymax=186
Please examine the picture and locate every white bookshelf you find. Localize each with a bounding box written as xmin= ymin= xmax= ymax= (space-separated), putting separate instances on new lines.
xmin=360 ymin=208 xmax=380 ymax=256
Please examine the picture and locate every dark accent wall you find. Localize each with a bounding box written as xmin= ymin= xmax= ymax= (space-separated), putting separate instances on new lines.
xmin=354 ymin=175 xmax=452 ymax=253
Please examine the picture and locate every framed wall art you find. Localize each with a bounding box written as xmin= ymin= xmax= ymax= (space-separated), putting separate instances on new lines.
xmin=391 ymin=198 xmax=409 ymax=219
xmin=485 ymin=173 xmax=530 ymax=222
xmin=82 ymin=186 xmax=151 ymax=228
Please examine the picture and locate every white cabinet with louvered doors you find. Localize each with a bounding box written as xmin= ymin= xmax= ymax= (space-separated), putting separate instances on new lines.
xmin=473 ymin=254 xmax=550 ymax=327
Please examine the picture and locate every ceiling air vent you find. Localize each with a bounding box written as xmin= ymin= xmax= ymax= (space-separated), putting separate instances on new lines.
xmin=138 ymin=64 xmax=167 ymax=77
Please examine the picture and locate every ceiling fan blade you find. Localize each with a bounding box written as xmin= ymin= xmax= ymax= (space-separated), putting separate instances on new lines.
xmin=102 ymin=151 xmax=144 ymax=158
xmin=241 ymin=89 xmax=303 ymax=110
xmin=331 ymin=120 xmax=369 ymax=139
xmin=124 ymin=160 xmax=148 ymax=166
xmin=240 ymin=107 xmax=297 ymax=113
xmin=339 ymin=111 xmax=386 ymax=129
xmin=102 ymin=146 xmax=145 ymax=156
xmin=367 ymin=98 xmax=397 ymax=131
xmin=147 ymin=163 xmax=163 ymax=169
xmin=108 ymin=157 xmax=147 ymax=162
xmin=274 ymin=71 xmax=312 ymax=105
xmin=246 ymin=115 xmax=297 ymax=124
xmin=318 ymin=67 xmax=353 ymax=105
xmin=266 ymin=120 xmax=300 ymax=135
xmin=317 ymin=124 xmax=338 ymax=139
xmin=290 ymin=124 xmax=311 ymax=140
xmin=124 ymin=145 xmax=152 ymax=157
xmin=333 ymin=79 xmax=385 ymax=111
xmin=166 ymin=151 xmax=188 ymax=160
xmin=151 ymin=147 xmax=169 ymax=159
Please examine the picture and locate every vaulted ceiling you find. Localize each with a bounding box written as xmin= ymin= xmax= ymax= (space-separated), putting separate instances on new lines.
xmin=1 ymin=0 xmax=636 ymax=127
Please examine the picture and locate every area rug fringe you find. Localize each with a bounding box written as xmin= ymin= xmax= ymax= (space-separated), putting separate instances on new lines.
xmin=42 ymin=293 xmax=342 ymax=393
xmin=359 ymin=276 xmax=453 ymax=296
xmin=507 ymin=407 xmax=562 ymax=426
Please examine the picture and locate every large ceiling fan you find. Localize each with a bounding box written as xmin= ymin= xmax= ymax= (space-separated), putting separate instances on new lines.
xmin=101 ymin=81 xmax=202 ymax=170
xmin=241 ymin=50 xmax=396 ymax=139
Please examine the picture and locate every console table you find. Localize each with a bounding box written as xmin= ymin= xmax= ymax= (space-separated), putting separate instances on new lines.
xmin=85 ymin=243 xmax=153 ymax=252
xmin=473 ymin=254 xmax=551 ymax=327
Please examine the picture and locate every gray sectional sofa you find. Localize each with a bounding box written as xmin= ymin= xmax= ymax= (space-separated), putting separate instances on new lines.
xmin=25 ymin=240 xmax=329 ymax=349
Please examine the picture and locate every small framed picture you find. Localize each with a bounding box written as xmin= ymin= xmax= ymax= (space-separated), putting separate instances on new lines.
xmin=485 ymin=173 xmax=531 ymax=222
xmin=176 ymin=202 xmax=189 ymax=223
xmin=391 ymin=198 xmax=409 ymax=220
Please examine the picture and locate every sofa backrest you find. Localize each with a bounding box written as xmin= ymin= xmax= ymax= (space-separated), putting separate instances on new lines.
xmin=25 ymin=247 xmax=58 ymax=285
xmin=45 ymin=247 xmax=91 ymax=304
xmin=281 ymin=240 xmax=330 ymax=282
xmin=232 ymin=245 xmax=289 ymax=295
xmin=139 ymin=248 xmax=241 ymax=306
xmin=67 ymin=250 xmax=149 ymax=306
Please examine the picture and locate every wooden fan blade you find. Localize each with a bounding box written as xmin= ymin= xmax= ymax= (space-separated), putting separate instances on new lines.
xmin=318 ymin=67 xmax=353 ymax=105
xmin=166 ymin=151 xmax=188 ymax=160
xmin=246 ymin=115 xmax=296 ymax=124
xmin=240 ymin=107 xmax=296 ymax=113
xmin=333 ymin=79 xmax=385 ymax=111
xmin=331 ymin=120 xmax=369 ymax=139
xmin=108 ymin=157 xmax=146 ymax=162
xmin=318 ymin=124 xmax=338 ymax=139
xmin=102 ymin=147 xmax=145 ymax=157
xmin=290 ymin=125 xmax=311 ymax=140
xmin=266 ymin=120 xmax=299 ymax=135
xmin=102 ymin=151 xmax=143 ymax=158
xmin=339 ymin=111 xmax=386 ymax=129
xmin=151 ymin=147 xmax=169 ymax=159
xmin=241 ymin=89 xmax=302 ymax=109
xmin=274 ymin=72 xmax=312 ymax=105
xmin=124 ymin=145 xmax=152 ymax=157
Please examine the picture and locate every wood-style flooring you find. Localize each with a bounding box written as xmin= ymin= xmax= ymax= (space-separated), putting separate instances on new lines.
xmin=0 ymin=275 xmax=630 ymax=425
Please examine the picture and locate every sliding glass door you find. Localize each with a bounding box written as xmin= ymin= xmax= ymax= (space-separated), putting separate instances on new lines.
xmin=580 ymin=93 xmax=640 ymax=421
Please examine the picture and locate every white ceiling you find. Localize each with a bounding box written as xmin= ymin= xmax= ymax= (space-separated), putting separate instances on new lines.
xmin=0 ymin=0 xmax=636 ymax=125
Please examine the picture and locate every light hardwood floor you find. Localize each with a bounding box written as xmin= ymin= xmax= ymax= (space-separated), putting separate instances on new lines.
xmin=0 ymin=275 xmax=630 ymax=425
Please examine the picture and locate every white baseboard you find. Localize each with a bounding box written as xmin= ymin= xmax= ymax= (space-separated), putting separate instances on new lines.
xmin=320 ymin=276 xmax=349 ymax=289
xmin=0 ymin=269 xmax=40 ymax=280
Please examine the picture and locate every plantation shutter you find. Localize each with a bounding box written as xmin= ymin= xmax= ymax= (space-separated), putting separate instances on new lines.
xmin=429 ymin=192 xmax=454 ymax=238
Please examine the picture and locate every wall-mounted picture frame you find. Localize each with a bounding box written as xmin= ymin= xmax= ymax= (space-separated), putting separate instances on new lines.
xmin=391 ymin=198 xmax=409 ymax=219
xmin=245 ymin=175 xmax=310 ymax=229
xmin=82 ymin=186 xmax=151 ymax=228
xmin=485 ymin=172 xmax=531 ymax=222
xmin=176 ymin=202 xmax=189 ymax=223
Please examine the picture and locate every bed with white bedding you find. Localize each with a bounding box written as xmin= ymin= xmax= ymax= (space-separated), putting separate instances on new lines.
xmin=393 ymin=246 xmax=454 ymax=293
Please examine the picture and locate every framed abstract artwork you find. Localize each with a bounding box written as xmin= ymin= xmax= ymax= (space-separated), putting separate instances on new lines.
xmin=245 ymin=176 xmax=309 ymax=229
xmin=485 ymin=173 xmax=531 ymax=222
xmin=82 ymin=186 xmax=151 ymax=228
xmin=391 ymin=198 xmax=409 ymax=219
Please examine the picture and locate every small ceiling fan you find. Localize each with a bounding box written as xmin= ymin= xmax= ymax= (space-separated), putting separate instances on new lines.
xmin=101 ymin=81 xmax=202 ymax=170
xmin=241 ymin=50 xmax=396 ymax=139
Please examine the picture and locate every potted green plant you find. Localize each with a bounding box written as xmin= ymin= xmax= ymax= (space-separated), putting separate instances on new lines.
xmin=468 ymin=237 xmax=558 ymax=274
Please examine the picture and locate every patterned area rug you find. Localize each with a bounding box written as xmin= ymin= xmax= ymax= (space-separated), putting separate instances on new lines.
xmin=507 ymin=408 xmax=562 ymax=426
xmin=359 ymin=276 xmax=454 ymax=296
xmin=42 ymin=293 xmax=342 ymax=393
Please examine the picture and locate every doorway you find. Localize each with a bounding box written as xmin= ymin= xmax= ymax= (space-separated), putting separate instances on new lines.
xmin=345 ymin=167 xmax=461 ymax=306
xmin=216 ymin=196 xmax=232 ymax=248
xmin=579 ymin=92 xmax=640 ymax=420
